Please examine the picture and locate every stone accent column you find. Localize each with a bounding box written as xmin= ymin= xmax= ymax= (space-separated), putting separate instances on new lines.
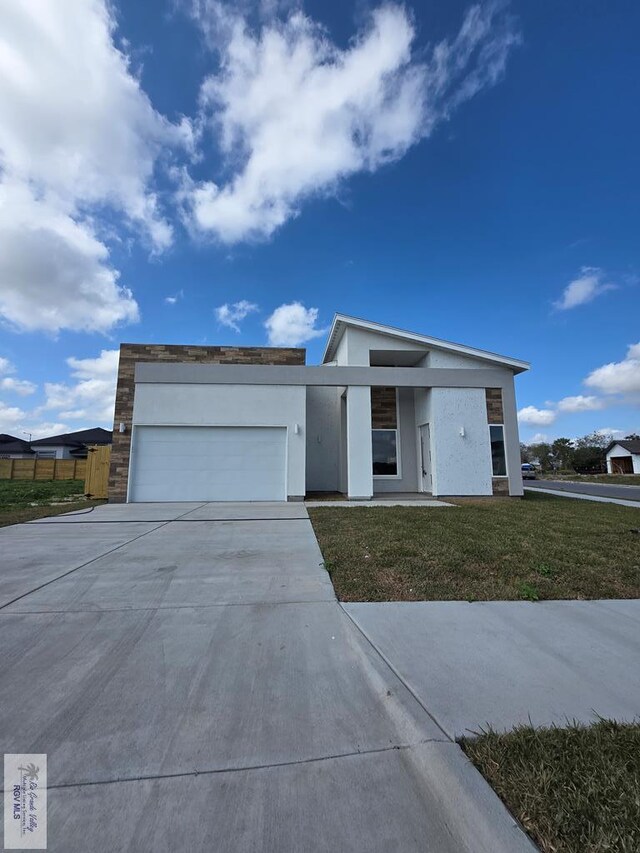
xmin=346 ymin=385 xmax=373 ymax=500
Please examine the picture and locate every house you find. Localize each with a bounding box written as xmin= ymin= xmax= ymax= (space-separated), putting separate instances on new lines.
xmin=108 ymin=315 xmax=529 ymax=503
xmin=30 ymin=427 xmax=112 ymax=460
xmin=0 ymin=433 xmax=35 ymax=459
xmin=605 ymin=439 xmax=640 ymax=475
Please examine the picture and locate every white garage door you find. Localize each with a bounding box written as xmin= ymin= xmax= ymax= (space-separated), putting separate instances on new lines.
xmin=129 ymin=426 xmax=287 ymax=502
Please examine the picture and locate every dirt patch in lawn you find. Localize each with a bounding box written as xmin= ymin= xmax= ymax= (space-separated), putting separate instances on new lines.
xmin=308 ymin=491 xmax=640 ymax=601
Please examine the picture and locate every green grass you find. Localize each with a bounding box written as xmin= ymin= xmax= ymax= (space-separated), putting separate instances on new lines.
xmin=0 ymin=479 xmax=103 ymax=527
xmin=540 ymin=473 xmax=640 ymax=486
xmin=461 ymin=719 xmax=640 ymax=853
xmin=308 ymin=492 xmax=640 ymax=601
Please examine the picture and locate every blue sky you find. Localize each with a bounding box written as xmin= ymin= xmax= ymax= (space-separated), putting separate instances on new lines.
xmin=0 ymin=0 xmax=638 ymax=442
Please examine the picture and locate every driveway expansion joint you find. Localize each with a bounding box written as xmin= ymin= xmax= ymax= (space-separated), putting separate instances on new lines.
xmin=36 ymin=738 xmax=449 ymax=793
xmin=1 ymin=599 xmax=338 ymax=615
xmin=0 ymin=502 xmax=209 ymax=612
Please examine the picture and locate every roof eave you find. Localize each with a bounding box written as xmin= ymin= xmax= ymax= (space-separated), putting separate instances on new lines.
xmin=322 ymin=313 xmax=530 ymax=374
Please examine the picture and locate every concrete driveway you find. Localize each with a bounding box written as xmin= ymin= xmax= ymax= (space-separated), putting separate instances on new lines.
xmin=0 ymin=503 xmax=532 ymax=853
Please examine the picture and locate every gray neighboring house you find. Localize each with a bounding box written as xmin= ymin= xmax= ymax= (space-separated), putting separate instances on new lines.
xmin=606 ymin=439 xmax=640 ymax=475
xmin=30 ymin=427 xmax=112 ymax=460
xmin=0 ymin=434 xmax=35 ymax=459
xmin=109 ymin=315 xmax=529 ymax=503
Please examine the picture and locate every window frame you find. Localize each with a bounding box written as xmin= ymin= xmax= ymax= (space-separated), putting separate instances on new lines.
xmin=372 ymin=427 xmax=401 ymax=479
xmin=489 ymin=423 xmax=508 ymax=478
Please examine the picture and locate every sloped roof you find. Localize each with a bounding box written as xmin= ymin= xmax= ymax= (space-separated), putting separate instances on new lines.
xmin=0 ymin=433 xmax=34 ymax=454
xmin=606 ymin=439 xmax=640 ymax=455
xmin=31 ymin=427 xmax=112 ymax=447
xmin=322 ymin=314 xmax=530 ymax=373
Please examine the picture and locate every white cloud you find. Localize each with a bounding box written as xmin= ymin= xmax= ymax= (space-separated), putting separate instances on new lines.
xmin=0 ymin=181 xmax=140 ymax=334
xmin=215 ymin=299 xmax=259 ymax=332
xmin=186 ymin=2 xmax=518 ymax=243
xmin=594 ymin=427 xmax=625 ymax=440
xmin=0 ymin=401 xmax=69 ymax=440
xmin=0 ymin=355 xmax=36 ymax=395
xmin=0 ymin=401 xmax=26 ymax=434
xmin=265 ymin=302 xmax=325 ymax=346
xmin=43 ymin=349 xmax=119 ymax=425
xmin=585 ymin=342 xmax=640 ymax=396
xmin=0 ymin=377 xmax=36 ymax=396
xmin=556 ymin=395 xmax=604 ymax=413
xmin=0 ymin=0 xmax=192 ymax=334
xmin=554 ymin=267 xmax=616 ymax=311
xmin=23 ymin=422 xmax=71 ymax=441
xmin=518 ymin=406 xmax=556 ymax=426
xmin=164 ymin=289 xmax=185 ymax=305
xmin=527 ymin=432 xmax=550 ymax=445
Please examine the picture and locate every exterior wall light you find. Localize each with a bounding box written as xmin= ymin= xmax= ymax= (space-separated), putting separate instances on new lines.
xmin=459 ymin=426 xmax=465 ymax=437
xmin=294 ymin=423 xmax=300 ymax=435
xmin=119 ymin=422 xmax=126 ymax=433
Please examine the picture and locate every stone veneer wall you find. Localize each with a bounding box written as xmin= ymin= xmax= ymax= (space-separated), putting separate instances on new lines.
xmin=109 ymin=344 xmax=306 ymax=503
xmin=485 ymin=388 xmax=509 ymax=495
xmin=485 ymin=388 xmax=504 ymax=425
xmin=371 ymin=387 xmax=397 ymax=429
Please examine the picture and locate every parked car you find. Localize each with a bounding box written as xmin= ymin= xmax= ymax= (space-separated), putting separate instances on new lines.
xmin=521 ymin=463 xmax=537 ymax=480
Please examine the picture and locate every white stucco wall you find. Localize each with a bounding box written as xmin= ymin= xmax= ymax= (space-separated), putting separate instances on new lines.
xmin=606 ymin=445 xmax=640 ymax=474
xmin=346 ymin=385 xmax=373 ymax=498
xmin=132 ymin=383 xmax=307 ymax=498
xmin=336 ymin=327 xmax=428 ymax=366
xmin=426 ymin=350 xmax=487 ymax=369
xmin=306 ymin=386 xmax=342 ymax=491
xmin=428 ymin=388 xmax=493 ymax=495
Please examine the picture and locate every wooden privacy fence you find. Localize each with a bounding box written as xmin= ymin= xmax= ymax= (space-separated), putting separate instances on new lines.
xmin=0 ymin=457 xmax=86 ymax=481
xmin=84 ymin=445 xmax=111 ymax=499
xmin=0 ymin=444 xmax=111 ymax=499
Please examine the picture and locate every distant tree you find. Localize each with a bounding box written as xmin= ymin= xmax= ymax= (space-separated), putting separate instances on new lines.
xmin=550 ymin=437 xmax=574 ymax=471
xmin=520 ymin=443 xmax=534 ymax=463
xmin=572 ymin=431 xmax=608 ymax=473
xmin=575 ymin=431 xmax=611 ymax=450
xmin=527 ymin=442 xmax=553 ymax=471
xmin=624 ymin=433 xmax=640 ymax=440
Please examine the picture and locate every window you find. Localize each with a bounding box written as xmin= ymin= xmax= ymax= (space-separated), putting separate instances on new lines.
xmin=490 ymin=425 xmax=507 ymax=476
xmin=372 ymin=429 xmax=398 ymax=476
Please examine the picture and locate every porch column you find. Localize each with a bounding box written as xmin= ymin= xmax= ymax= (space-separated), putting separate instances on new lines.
xmin=346 ymin=385 xmax=372 ymax=500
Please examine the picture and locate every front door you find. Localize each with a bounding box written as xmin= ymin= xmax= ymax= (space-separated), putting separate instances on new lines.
xmin=419 ymin=424 xmax=432 ymax=493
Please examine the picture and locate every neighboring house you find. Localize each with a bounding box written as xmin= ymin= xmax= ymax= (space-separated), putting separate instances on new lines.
xmin=30 ymin=427 xmax=112 ymax=460
xmin=0 ymin=433 xmax=35 ymax=459
xmin=605 ymin=440 xmax=640 ymax=475
xmin=108 ymin=315 xmax=529 ymax=503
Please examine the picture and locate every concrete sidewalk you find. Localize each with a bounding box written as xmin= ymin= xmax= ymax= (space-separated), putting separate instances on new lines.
xmin=526 ymin=479 xmax=640 ymax=507
xmin=344 ymin=600 xmax=640 ymax=739
xmin=525 ymin=485 xmax=640 ymax=508
xmin=0 ymin=502 xmax=533 ymax=853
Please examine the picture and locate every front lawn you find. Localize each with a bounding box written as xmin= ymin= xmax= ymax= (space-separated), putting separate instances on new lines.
xmin=461 ymin=719 xmax=640 ymax=853
xmin=0 ymin=479 xmax=103 ymax=527
xmin=308 ymin=492 xmax=640 ymax=601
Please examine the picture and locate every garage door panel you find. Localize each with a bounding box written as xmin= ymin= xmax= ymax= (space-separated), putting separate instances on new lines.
xmin=130 ymin=426 xmax=287 ymax=502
